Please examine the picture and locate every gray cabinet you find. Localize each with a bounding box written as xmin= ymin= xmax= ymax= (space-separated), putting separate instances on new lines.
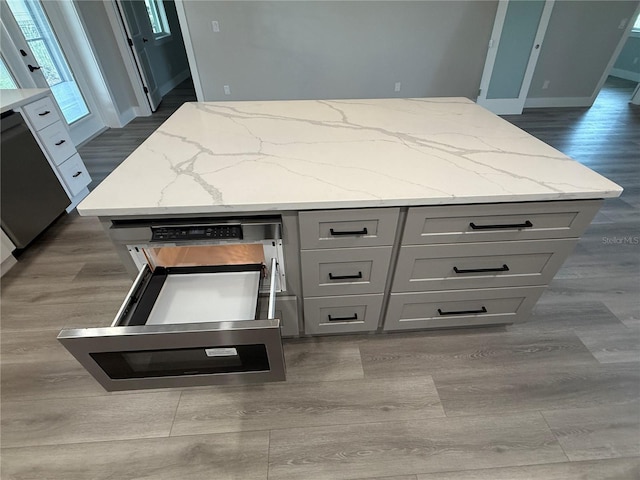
xmin=299 ymin=208 xmax=398 ymax=334
xmin=299 ymin=208 xmax=399 ymax=249
xmin=402 ymin=200 xmax=601 ymax=244
xmin=304 ymin=294 xmax=383 ymax=334
xmin=295 ymin=200 xmax=601 ymax=335
xmin=392 ymin=239 xmax=577 ymax=292
xmin=384 ymin=287 xmax=545 ymax=331
xmin=383 ymin=200 xmax=601 ymax=331
xmin=301 ymin=246 xmax=393 ymax=297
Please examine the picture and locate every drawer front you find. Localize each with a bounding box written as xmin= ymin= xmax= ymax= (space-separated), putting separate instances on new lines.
xmin=301 ymin=246 xmax=392 ymax=296
xmin=403 ymin=200 xmax=601 ymax=244
xmin=39 ymin=121 xmax=76 ymax=166
xmin=58 ymin=154 xmax=91 ymax=196
xmin=384 ymin=286 xmax=545 ymax=331
xmin=21 ymin=96 xmax=60 ymax=130
xmin=259 ymin=295 xmax=299 ymax=337
xmin=304 ymin=294 xmax=383 ymax=334
xmin=392 ymin=239 xmax=577 ymax=292
xmin=299 ymin=208 xmax=399 ymax=249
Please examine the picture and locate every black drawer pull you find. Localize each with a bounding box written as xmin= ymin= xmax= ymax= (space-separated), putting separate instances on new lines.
xmin=438 ymin=306 xmax=487 ymax=316
xmin=329 ymin=271 xmax=363 ymax=280
xmin=38 ymin=110 xmax=51 ymax=116
xmin=454 ymin=264 xmax=509 ymax=274
xmin=55 ymin=139 xmax=66 ymax=146
xmin=469 ymin=220 xmax=533 ymax=230
xmin=328 ymin=313 xmax=358 ymax=322
xmin=72 ymin=171 xmax=82 ymax=178
xmin=28 ymin=64 xmax=41 ymax=72
xmin=330 ymin=227 xmax=368 ymax=236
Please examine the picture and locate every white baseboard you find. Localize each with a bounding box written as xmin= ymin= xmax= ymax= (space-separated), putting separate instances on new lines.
xmin=609 ymin=68 xmax=640 ymax=83
xmin=524 ymin=96 xmax=594 ymax=108
xmin=118 ymin=106 xmax=138 ymax=127
xmin=159 ymin=69 xmax=191 ymax=98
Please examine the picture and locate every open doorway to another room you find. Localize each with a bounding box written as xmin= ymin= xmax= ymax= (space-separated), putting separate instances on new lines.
xmin=601 ymin=12 xmax=640 ymax=105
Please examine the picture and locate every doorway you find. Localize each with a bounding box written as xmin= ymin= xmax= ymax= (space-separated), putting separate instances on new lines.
xmin=112 ymin=0 xmax=191 ymax=113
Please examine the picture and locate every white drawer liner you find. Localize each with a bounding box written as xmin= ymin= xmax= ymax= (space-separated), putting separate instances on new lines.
xmin=146 ymin=271 xmax=260 ymax=325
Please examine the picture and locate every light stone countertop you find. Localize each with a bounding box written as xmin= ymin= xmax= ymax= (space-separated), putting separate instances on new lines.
xmin=0 ymin=88 xmax=50 ymax=114
xmin=78 ymin=98 xmax=622 ymax=217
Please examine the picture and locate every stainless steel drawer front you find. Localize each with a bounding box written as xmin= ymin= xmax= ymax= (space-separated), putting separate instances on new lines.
xmin=299 ymin=208 xmax=399 ymax=249
xmin=58 ymin=261 xmax=286 ymax=391
xmin=402 ymin=200 xmax=602 ymax=244
xmin=58 ymin=321 xmax=285 ymax=391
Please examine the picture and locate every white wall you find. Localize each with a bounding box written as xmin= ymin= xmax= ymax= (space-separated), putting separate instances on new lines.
xmin=180 ymin=1 xmax=498 ymax=101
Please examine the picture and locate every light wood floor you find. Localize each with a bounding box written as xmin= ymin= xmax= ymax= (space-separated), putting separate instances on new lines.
xmin=1 ymin=78 xmax=639 ymax=479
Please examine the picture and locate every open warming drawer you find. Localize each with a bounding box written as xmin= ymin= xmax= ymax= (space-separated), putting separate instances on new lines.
xmin=58 ymin=258 xmax=285 ymax=391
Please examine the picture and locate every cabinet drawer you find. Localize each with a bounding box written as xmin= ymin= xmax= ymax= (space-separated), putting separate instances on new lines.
xmin=39 ymin=121 xmax=76 ymax=166
xmin=301 ymin=246 xmax=392 ymax=296
xmin=21 ymin=96 xmax=60 ymax=130
xmin=299 ymin=208 xmax=399 ymax=249
xmin=392 ymin=239 xmax=577 ymax=292
xmin=384 ymin=286 xmax=545 ymax=331
xmin=58 ymin=154 xmax=91 ymax=196
xmin=403 ymin=200 xmax=601 ymax=244
xmin=304 ymin=294 xmax=383 ymax=334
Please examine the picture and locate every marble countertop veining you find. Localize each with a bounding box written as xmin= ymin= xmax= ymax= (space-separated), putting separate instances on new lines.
xmin=78 ymin=97 xmax=622 ymax=217
xmin=0 ymin=88 xmax=50 ymax=114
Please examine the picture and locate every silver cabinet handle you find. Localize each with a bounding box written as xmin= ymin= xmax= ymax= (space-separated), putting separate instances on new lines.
xmin=267 ymin=257 xmax=278 ymax=320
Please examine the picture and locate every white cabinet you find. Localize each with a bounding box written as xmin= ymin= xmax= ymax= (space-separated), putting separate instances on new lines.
xmin=16 ymin=93 xmax=91 ymax=208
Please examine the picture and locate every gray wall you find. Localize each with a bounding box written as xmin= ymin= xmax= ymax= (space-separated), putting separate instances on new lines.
xmin=74 ymin=0 xmax=139 ymax=119
xmin=528 ymin=1 xmax=640 ymax=101
xmin=612 ymin=34 xmax=640 ymax=78
xmin=181 ymin=1 xmax=498 ymax=101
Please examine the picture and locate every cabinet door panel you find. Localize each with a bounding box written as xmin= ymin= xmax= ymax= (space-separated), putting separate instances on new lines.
xmin=384 ymin=286 xmax=545 ymax=331
xmin=403 ymin=200 xmax=601 ymax=244
xmin=392 ymin=239 xmax=576 ymax=292
xmin=301 ymin=247 xmax=392 ymax=296
xmin=304 ymin=294 xmax=383 ymax=334
xmin=299 ymin=208 xmax=399 ymax=249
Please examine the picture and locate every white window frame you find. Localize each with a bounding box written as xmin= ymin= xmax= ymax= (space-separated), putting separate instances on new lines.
xmin=144 ymin=0 xmax=171 ymax=42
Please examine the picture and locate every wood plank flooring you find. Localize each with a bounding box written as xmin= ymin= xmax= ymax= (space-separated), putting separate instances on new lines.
xmin=1 ymin=77 xmax=639 ymax=479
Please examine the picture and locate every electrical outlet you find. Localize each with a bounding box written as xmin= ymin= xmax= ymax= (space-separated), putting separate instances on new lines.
xmin=223 ymin=85 xmax=231 ymax=95
xmin=618 ymin=18 xmax=628 ymax=29
xmin=394 ymin=82 xmax=401 ymax=92
xmin=542 ymin=80 xmax=550 ymax=90
xmin=212 ymin=20 xmax=220 ymax=32
xmin=633 ymin=57 xmax=639 ymax=65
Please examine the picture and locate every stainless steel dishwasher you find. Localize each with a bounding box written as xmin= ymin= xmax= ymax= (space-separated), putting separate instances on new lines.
xmin=1 ymin=110 xmax=69 ymax=248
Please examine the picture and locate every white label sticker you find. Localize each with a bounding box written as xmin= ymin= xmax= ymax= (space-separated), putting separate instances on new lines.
xmin=205 ymin=347 xmax=238 ymax=357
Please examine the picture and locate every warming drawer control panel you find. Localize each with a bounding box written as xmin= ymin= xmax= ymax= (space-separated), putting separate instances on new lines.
xmin=151 ymin=225 xmax=243 ymax=241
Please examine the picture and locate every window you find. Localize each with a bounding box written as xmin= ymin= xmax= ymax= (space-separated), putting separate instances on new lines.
xmin=5 ymin=0 xmax=89 ymax=124
xmin=0 ymin=57 xmax=18 ymax=89
xmin=144 ymin=0 xmax=170 ymax=39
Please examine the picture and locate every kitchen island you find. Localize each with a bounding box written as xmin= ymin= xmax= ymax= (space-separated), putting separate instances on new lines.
xmin=78 ymin=97 xmax=621 ymax=336
xmin=59 ymin=97 xmax=623 ymax=389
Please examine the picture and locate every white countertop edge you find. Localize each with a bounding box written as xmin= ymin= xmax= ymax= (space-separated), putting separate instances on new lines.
xmin=0 ymin=88 xmax=50 ymax=114
xmin=79 ymin=189 xmax=622 ymax=218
